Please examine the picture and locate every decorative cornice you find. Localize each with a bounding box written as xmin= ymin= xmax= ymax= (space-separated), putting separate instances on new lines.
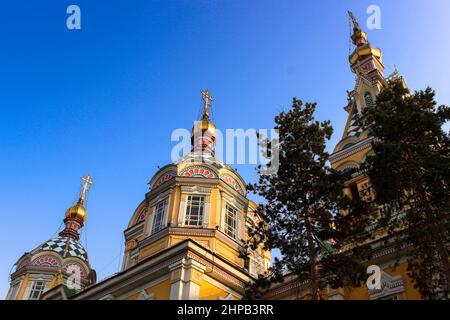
xmin=124 ymin=222 xmax=145 ymax=242
xmin=71 ymin=239 xmax=250 ymax=300
xmin=368 ymin=270 xmax=405 ymax=300
xmin=137 ymin=227 xmax=243 ymax=253
xmin=330 ymin=137 xmax=373 ymax=164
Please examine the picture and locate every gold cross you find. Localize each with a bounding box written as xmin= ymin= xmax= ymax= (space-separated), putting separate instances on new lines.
xmin=80 ymin=174 xmax=94 ymax=201
xmin=201 ymin=89 xmax=214 ymax=120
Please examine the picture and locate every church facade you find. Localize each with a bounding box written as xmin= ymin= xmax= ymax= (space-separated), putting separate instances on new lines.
xmin=6 ymin=90 xmax=271 ymax=301
xmin=5 ymin=12 xmax=425 ymax=300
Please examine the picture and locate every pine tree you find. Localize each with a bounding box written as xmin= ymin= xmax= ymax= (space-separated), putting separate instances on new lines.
xmin=244 ymin=98 xmax=374 ymax=300
xmin=362 ymin=80 xmax=450 ymax=299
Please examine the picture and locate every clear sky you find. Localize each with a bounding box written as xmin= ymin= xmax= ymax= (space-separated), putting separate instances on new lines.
xmin=1 ymin=0 xmax=449 ymax=297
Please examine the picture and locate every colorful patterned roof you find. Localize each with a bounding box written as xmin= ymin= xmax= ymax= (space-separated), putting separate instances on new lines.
xmin=34 ymin=235 xmax=89 ymax=263
xmin=347 ymin=105 xmax=363 ymax=138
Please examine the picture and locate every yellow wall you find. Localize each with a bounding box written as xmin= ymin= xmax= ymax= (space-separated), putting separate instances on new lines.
xmin=209 ymin=188 xmax=221 ymax=227
xmin=15 ymin=274 xmax=29 ymax=300
xmin=139 ymin=233 xmax=245 ymax=270
xmin=345 ymin=262 xmax=421 ymax=300
xmin=139 ymin=237 xmax=170 ymax=260
xmin=170 ymin=186 xmax=181 ymax=225
xmin=126 ymin=279 xmax=171 ymax=300
xmin=199 ymin=279 xmax=237 ymax=300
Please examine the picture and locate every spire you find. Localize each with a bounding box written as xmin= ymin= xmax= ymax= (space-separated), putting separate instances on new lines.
xmin=59 ymin=175 xmax=94 ymax=240
xmin=347 ymin=10 xmax=383 ymax=74
xmin=348 ymin=11 xmax=368 ymax=46
xmin=348 ymin=10 xmax=361 ymax=32
xmin=191 ymin=89 xmax=217 ymax=156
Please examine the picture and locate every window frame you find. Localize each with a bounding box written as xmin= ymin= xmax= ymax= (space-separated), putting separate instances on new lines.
xmin=184 ymin=195 xmax=206 ymax=227
xmin=7 ymin=283 xmax=20 ymax=300
xmin=224 ymin=204 xmax=238 ymax=239
xmin=151 ymin=199 xmax=167 ymax=234
xmin=28 ymin=280 xmax=45 ymax=300
xmin=364 ymin=91 xmax=375 ymax=109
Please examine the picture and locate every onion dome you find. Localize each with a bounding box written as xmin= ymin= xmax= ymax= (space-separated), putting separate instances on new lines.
xmin=65 ymin=199 xmax=87 ymax=223
xmin=34 ymin=174 xmax=95 ymax=276
xmin=59 ymin=174 xmax=93 ymax=239
xmin=191 ymin=89 xmax=217 ymax=156
xmin=7 ymin=175 xmax=96 ymax=299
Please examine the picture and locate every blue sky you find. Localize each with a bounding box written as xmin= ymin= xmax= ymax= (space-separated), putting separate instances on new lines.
xmin=1 ymin=0 xmax=449 ymax=297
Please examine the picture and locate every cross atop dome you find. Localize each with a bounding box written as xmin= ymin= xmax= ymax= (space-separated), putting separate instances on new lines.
xmin=61 ymin=175 xmax=95 ymax=239
xmin=201 ymin=89 xmax=214 ymax=120
xmin=79 ymin=174 xmax=94 ymax=202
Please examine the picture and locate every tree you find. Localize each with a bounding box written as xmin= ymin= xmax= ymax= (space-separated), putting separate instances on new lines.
xmin=244 ymin=98 xmax=374 ymax=300
xmin=362 ymin=80 xmax=450 ymax=299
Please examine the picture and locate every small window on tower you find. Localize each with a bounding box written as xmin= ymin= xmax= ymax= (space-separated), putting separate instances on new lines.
xmin=364 ymin=91 xmax=375 ymax=109
xmin=249 ymin=259 xmax=258 ymax=276
xmin=184 ymin=195 xmax=205 ymax=226
xmin=224 ymin=204 xmax=238 ymax=239
xmin=28 ymin=281 xmax=45 ymax=300
xmin=151 ymin=200 xmax=167 ymax=234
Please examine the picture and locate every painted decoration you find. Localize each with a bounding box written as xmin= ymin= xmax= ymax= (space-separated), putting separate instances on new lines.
xmin=347 ymin=105 xmax=363 ymax=137
xmin=153 ymin=171 xmax=176 ymax=188
xmin=32 ymin=255 xmax=61 ymax=268
xmin=138 ymin=208 xmax=147 ymax=222
xmin=247 ymin=207 xmax=261 ymax=225
xmin=179 ymin=166 xmax=218 ymax=178
xmin=220 ymin=174 xmax=244 ymax=195
xmin=64 ymin=262 xmax=86 ymax=278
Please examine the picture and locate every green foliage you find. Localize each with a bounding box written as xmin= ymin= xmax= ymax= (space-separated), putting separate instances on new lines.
xmin=244 ymin=98 xmax=374 ymax=299
xmin=362 ymin=80 xmax=450 ymax=299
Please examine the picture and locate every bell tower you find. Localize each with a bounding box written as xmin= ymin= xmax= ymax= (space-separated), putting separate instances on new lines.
xmin=338 ymin=11 xmax=385 ymax=143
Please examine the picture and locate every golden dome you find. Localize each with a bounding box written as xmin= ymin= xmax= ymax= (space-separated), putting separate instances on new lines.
xmin=65 ymin=200 xmax=87 ymax=223
xmin=192 ymin=119 xmax=216 ymax=134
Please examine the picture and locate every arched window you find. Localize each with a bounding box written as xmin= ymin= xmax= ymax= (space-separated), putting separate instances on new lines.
xmin=364 ymin=91 xmax=375 ymax=109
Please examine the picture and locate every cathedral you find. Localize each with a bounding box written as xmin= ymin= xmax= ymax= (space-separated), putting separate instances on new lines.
xmin=5 ymin=12 xmax=423 ymax=300
xmin=6 ymin=88 xmax=271 ymax=300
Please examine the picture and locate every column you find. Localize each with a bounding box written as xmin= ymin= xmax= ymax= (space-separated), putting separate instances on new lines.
xmin=169 ymin=258 xmax=206 ymax=300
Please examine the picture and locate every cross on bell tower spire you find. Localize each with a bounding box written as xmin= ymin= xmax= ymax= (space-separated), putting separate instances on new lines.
xmin=348 ymin=11 xmax=368 ymax=47
xmin=348 ymin=10 xmax=361 ymax=32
